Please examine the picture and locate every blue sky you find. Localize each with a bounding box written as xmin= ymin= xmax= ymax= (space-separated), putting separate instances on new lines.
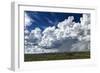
xmin=25 ymin=11 xmax=82 ymax=31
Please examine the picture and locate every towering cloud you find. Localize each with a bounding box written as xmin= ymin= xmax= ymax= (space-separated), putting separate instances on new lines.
xmin=24 ymin=14 xmax=90 ymax=54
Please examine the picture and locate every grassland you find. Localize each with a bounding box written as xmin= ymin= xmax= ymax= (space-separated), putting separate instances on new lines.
xmin=24 ymin=51 xmax=90 ymax=62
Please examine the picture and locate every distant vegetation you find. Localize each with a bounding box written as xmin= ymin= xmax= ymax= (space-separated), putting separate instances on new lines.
xmin=24 ymin=51 xmax=90 ymax=62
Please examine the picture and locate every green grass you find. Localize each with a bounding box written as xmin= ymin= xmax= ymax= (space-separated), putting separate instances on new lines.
xmin=24 ymin=51 xmax=90 ymax=62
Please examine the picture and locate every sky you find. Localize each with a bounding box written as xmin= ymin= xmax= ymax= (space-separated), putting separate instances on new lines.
xmin=25 ymin=11 xmax=82 ymax=31
xmin=24 ymin=11 xmax=90 ymax=54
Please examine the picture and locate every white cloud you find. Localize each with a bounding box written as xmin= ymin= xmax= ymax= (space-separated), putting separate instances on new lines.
xmin=25 ymin=13 xmax=33 ymax=27
xmin=57 ymin=16 xmax=74 ymax=30
xmin=30 ymin=28 xmax=42 ymax=39
xmin=80 ymin=14 xmax=90 ymax=26
xmin=28 ymin=27 xmax=42 ymax=44
xmin=24 ymin=35 xmax=29 ymax=40
xmin=39 ymin=26 xmax=57 ymax=48
xmin=38 ymin=16 xmax=77 ymax=49
xmin=24 ymin=14 xmax=90 ymax=53
xmin=24 ymin=29 xmax=30 ymax=35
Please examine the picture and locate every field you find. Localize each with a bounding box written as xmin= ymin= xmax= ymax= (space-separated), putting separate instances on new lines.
xmin=24 ymin=51 xmax=90 ymax=62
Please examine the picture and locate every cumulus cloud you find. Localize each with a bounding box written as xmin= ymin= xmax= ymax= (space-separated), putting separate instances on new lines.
xmin=24 ymin=14 xmax=90 ymax=54
xmin=28 ymin=27 xmax=42 ymax=45
xmin=39 ymin=26 xmax=57 ymax=48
